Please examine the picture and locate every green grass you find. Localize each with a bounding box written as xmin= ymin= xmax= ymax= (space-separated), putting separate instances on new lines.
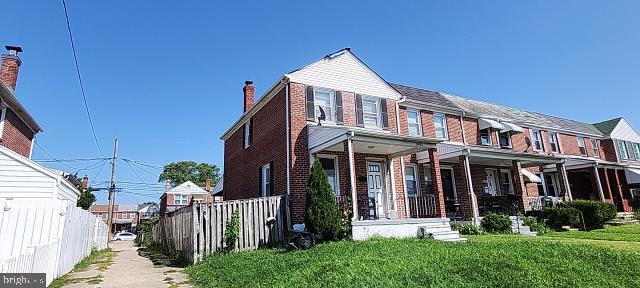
xmin=185 ymin=235 xmax=640 ymax=288
xmin=546 ymin=225 xmax=640 ymax=243
xmin=49 ymin=248 xmax=116 ymax=288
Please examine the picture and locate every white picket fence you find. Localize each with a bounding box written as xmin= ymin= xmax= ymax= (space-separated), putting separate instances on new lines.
xmin=0 ymin=199 xmax=108 ymax=286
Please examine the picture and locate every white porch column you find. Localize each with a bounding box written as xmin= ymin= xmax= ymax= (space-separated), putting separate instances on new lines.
xmin=347 ymin=137 xmax=358 ymax=221
xmin=593 ymin=165 xmax=606 ymax=201
xmin=388 ymin=157 xmax=397 ymax=212
xmin=558 ymin=162 xmax=573 ymax=201
xmin=463 ymin=153 xmax=480 ymax=225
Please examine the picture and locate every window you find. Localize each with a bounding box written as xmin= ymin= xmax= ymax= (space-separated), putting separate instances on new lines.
xmin=499 ymin=132 xmax=511 ymax=148
xmin=544 ymin=174 xmax=559 ymax=197
xmin=174 ymin=194 xmax=189 ymax=205
xmin=498 ymin=170 xmax=514 ymax=195
xmin=591 ymin=139 xmax=600 ymax=158
xmin=532 ymin=130 xmax=543 ymax=151
xmin=577 ymin=137 xmax=587 ymax=156
xmin=314 ymin=89 xmax=334 ymax=122
xmin=433 ymin=113 xmax=448 ymax=139
xmin=0 ymin=104 xmax=6 ymax=138
xmin=261 ymin=163 xmax=271 ymax=197
xmin=423 ymin=167 xmax=432 ymax=193
xmin=318 ymin=156 xmax=339 ymax=196
xmin=130 ymin=213 xmax=136 ymax=218
xmin=548 ymin=132 xmax=560 ymax=153
xmin=633 ymin=143 xmax=640 ymax=160
xmin=362 ymin=95 xmax=380 ymax=128
xmin=480 ymin=129 xmax=492 ymax=146
xmin=405 ymin=165 xmax=418 ymax=195
xmin=243 ymin=118 xmax=253 ymax=149
xmin=407 ymin=110 xmax=421 ymax=136
xmin=535 ymin=173 xmax=545 ymax=195
xmin=617 ymin=140 xmax=629 ymax=160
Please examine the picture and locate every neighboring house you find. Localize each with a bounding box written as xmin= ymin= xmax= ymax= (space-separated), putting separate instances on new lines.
xmin=159 ymin=180 xmax=213 ymax=215
xmin=221 ymin=48 xmax=638 ymax=240
xmin=210 ymin=177 xmax=223 ymax=202
xmin=138 ymin=203 xmax=160 ymax=223
xmin=89 ymin=204 xmax=139 ymax=233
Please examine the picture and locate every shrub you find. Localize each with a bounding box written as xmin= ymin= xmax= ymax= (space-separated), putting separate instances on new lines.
xmin=480 ymin=213 xmax=512 ymax=234
xmin=635 ymin=209 xmax=640 ymax=221
xmin=224 ymin=210 xmax=240 ymax=251
xmin=566 ymin=200 xmax=617 ymax=230
xmin=522 ymin=216 xmax=552 ymax=236
xmin=452 ymin=223 xmax=483 ymax=235
xmin=305 ymin=159 xmax=342 ymax=240
xmin=539 ymin=207 xmax=581 ymax=230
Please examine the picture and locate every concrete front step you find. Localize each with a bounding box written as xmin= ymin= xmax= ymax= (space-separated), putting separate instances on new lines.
xmin=431 ymin=231 xmax=462 ymax=241
xmin=510 ymin=216 xmax=537 ymax=236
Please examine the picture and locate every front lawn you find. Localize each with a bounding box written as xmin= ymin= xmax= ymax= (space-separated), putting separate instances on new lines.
xmin=186 ymin=235 xmax=640 ymax=287
xmin=546 ymin=225 xmax=640 ymax=243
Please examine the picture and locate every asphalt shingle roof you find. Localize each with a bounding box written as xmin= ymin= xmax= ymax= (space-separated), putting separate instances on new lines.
xmin=390 ymin=83 xmax=462 ymax=111
xmin=592 ymin=118 xmax=622 ymax=136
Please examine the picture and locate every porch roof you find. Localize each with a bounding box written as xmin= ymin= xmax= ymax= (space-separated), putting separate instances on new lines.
xmin=560 ymin=156 xmax=627 ymax=170
xmin=308 ymin=124 xmax=441 ymax=157
xmin=417 ymin=143 xmax=563 ymax=167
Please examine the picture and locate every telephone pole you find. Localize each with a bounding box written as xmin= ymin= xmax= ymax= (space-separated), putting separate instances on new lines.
xmin=106 ymin=137 xmax=119 ymax=245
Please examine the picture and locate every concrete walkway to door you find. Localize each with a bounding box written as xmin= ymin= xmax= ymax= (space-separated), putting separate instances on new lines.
xmin=62 ymin=241 xmax=192 ymax=288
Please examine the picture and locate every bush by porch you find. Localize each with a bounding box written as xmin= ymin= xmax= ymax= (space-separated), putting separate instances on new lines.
xmin=186 ymin=234 xmax=640 ymax=287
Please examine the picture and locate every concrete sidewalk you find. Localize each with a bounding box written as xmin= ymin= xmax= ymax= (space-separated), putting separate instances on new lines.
xmin=64 ymin=241 xmax=192 ymax=288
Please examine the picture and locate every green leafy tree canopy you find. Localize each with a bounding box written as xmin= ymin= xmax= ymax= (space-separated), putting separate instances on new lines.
xmin=75 ymin=176 xmax=96 ymax=210
xmin=158 ymin=161 xmax=221 ymax=187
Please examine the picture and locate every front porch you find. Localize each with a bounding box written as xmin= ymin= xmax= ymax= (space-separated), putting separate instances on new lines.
xmin=308 ymin=125 xmax=462 ymax=240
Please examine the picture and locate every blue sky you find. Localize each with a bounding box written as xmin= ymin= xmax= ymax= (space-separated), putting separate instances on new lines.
xmin=1 ymin=1 xmax=638 ymax=204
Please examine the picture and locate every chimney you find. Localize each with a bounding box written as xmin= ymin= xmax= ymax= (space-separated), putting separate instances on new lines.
xmin=243 ymin=80 xmax=255 ymax=112
xmin=82 ymin=175 xmax=89 ymax=190
xmin=205 ymin=178 xmax=211 ymax=192
xmin=1 ymin=46 xmax=23 ymax=91
xmin=165 ymin=180 xmax=171 ymax=192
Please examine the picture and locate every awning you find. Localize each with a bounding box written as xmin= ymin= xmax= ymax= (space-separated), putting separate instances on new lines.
xmin=478 ymin=118 xmax=504 ymax=131
xmin=521 ymin=169 xmax=542 ymax=183
xmin=625 ymin=168 xmax=640 ymax=184
xmin=501 ymin=122 xmax=524 ymax=133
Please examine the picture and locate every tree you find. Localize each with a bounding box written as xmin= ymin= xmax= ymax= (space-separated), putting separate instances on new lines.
xmin=158 ymin=161 xmax=220 ymax=187
xmin=305 ymin=158 xmax=341 ymax=240
xmin=76 ymin=177 xmax=96 ymax=210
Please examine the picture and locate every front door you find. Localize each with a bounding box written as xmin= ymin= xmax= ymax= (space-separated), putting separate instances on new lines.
xmin=367 ymin=162 xmax=385 ymax=219
xmin=485 ymin=169 xmax=498 ymax=196
xmin=441 ymin=168 xmax=458 ymax=218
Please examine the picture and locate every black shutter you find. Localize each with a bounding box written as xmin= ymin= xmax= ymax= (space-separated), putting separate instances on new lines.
xmin=248 ymin=117 xmax=253 ymax=145
xmin=380 ymin=98 xmax=389 ymax=130
xmin=269 ymin=161 xmax=274 ymax=196
xmin=258 ymin=166 xmax=263 ymax=197
xmin=355 ymin=94 xmax=364 ymax=127
xmin=242 ymin=124 xmax=246 ymax=148
xmin=335 ymin=91 xmax=343 ymax=124
xmin=306 ymin=86 xmax=315 ymax=121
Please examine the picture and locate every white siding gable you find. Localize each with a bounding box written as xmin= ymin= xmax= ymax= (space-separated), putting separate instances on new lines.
xmin=610 ymin=118 xmax=640 ymax=143
xmin=168 ymin=180 xmax=208 ymax=194
xmin=287 ymin=50 xmax=401 ymax=100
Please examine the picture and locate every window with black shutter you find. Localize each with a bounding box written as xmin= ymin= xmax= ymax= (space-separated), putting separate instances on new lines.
xmin=355 ymin=94 xmax=364 ymax=127
xmin=335 ymin=91 xmax=343 ymax=124
xmin=243 ymin=117 xmax=253 ymax=149
xmin=306 ymin=86 xmax=315 ymax=121
xmin=380 ymin=98 xmax=389 ymax=130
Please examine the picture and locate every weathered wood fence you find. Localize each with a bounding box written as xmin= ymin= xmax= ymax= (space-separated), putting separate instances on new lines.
xmin=152 ymin=195 xmax=289 ymax=263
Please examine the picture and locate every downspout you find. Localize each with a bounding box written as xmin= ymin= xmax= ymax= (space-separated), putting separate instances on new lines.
xmin=284 ymin=80 xmax=290 ymax=196
xmin=347 ymin=131 xmax=358 ymax=221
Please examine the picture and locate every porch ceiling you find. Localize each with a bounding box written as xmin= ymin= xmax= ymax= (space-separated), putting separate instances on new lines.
xmin=417 ymin=143 xmax=563 ymax=167
xmin=308 ymin=124 xmax=441 ymax=157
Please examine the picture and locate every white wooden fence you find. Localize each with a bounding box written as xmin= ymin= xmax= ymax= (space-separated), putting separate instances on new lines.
xmin=153 ymin=195 xmax=289 ymax=263
xmin=0 ymin=199 xmax=108 ymax=286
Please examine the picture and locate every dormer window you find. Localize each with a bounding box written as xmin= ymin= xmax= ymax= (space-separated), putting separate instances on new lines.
xmin=480 ymin=129 xmax=492 ymax=146
xmin=499 ymin=132 xmax=511 ymax=148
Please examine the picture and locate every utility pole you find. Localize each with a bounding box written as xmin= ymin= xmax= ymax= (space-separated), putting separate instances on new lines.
xmin=106 ymin=137 xmax=119 ymax=246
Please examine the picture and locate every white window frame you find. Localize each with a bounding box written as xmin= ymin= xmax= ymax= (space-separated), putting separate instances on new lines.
xmin=531 ymin=129 xmax=544 ymax=152
xmin=633 ymin=143 xmax=640 ymax=161
xmin=548 ymin=132 xmax=560 ymax=153
xmin=314 ymin=88 xmax=335 ymax=123
xmin=173 ymin=194 xmax=188 ymax=205
xmin=243 ymin=121 xmax=251 ymax=149
xmin=433 ymin=113 xmax=448 ymax=140
xmin=480 ymin=129 xmax=492 ymax=146
xmin=577 ymin=136 xmax=587 ymax=156
xmin=0 ymin=104 xmax=6 ymax=139
xmin=498 ymin=131 xmax=512 ymax=148
xmin=317 ymin=154 xmax=340 ymax=197
xmin=617 ymin=140 xmax=629 ymax=160
xmin=404 ymin=164 xmax=419 ymax=196
xmin=261 ymin=163 xmax=271 ymax=197
xmin=591 ymin=139 xmax=600 ymax=158
xmin=406 ymin=110 xmax=422 ymax=136
xmin=362 ymin=95 xmax=381 ymax=129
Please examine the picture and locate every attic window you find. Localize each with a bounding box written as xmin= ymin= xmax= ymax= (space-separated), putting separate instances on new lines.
xmin=480 ymin=129 xmax=492 ymax=146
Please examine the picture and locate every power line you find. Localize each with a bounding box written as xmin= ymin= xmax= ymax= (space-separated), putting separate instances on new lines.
xmin=34 ymin=141 xmax=79 ymax=171
xmin=62 ymin=0 xmax=105 ymax=158
xmin=123 ymin=159 xmax=157 ymax=192
xmin=33 ymin=157 xmax=110 ymax=162
xmin=90 ymin=159 xmax=109 ymax=185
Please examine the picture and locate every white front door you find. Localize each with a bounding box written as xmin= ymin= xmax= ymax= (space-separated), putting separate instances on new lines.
xmin=485 ymin=169 xmax=498 ymax=196
xmin=367 ymin=162 xmax=385 ymax=218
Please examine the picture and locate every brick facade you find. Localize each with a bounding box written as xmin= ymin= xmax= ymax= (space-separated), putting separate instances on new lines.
xmin=1 ymin=108 xmax=34 ymax=158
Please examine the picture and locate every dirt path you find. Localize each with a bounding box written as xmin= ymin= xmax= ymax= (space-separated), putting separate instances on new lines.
xmin=63 ymin=241 xmax=192 ymax=288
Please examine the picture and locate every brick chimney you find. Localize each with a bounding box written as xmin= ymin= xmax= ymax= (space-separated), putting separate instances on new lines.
xmin=205 ymin=178 xmax=211 ymax=192
xmin=0 ymin=46 xmax=23 ymax=91
xmin=243 ymin=80 xmax=255 ymax=112
xmin=165 ymin=180 xmax=171 ymax=192
xmin=82 ymin=175 xmax=89 ymax=190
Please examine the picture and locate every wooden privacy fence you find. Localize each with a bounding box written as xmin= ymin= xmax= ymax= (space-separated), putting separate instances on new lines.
xmin=153 ymin=194 xmax=289 ymax=263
